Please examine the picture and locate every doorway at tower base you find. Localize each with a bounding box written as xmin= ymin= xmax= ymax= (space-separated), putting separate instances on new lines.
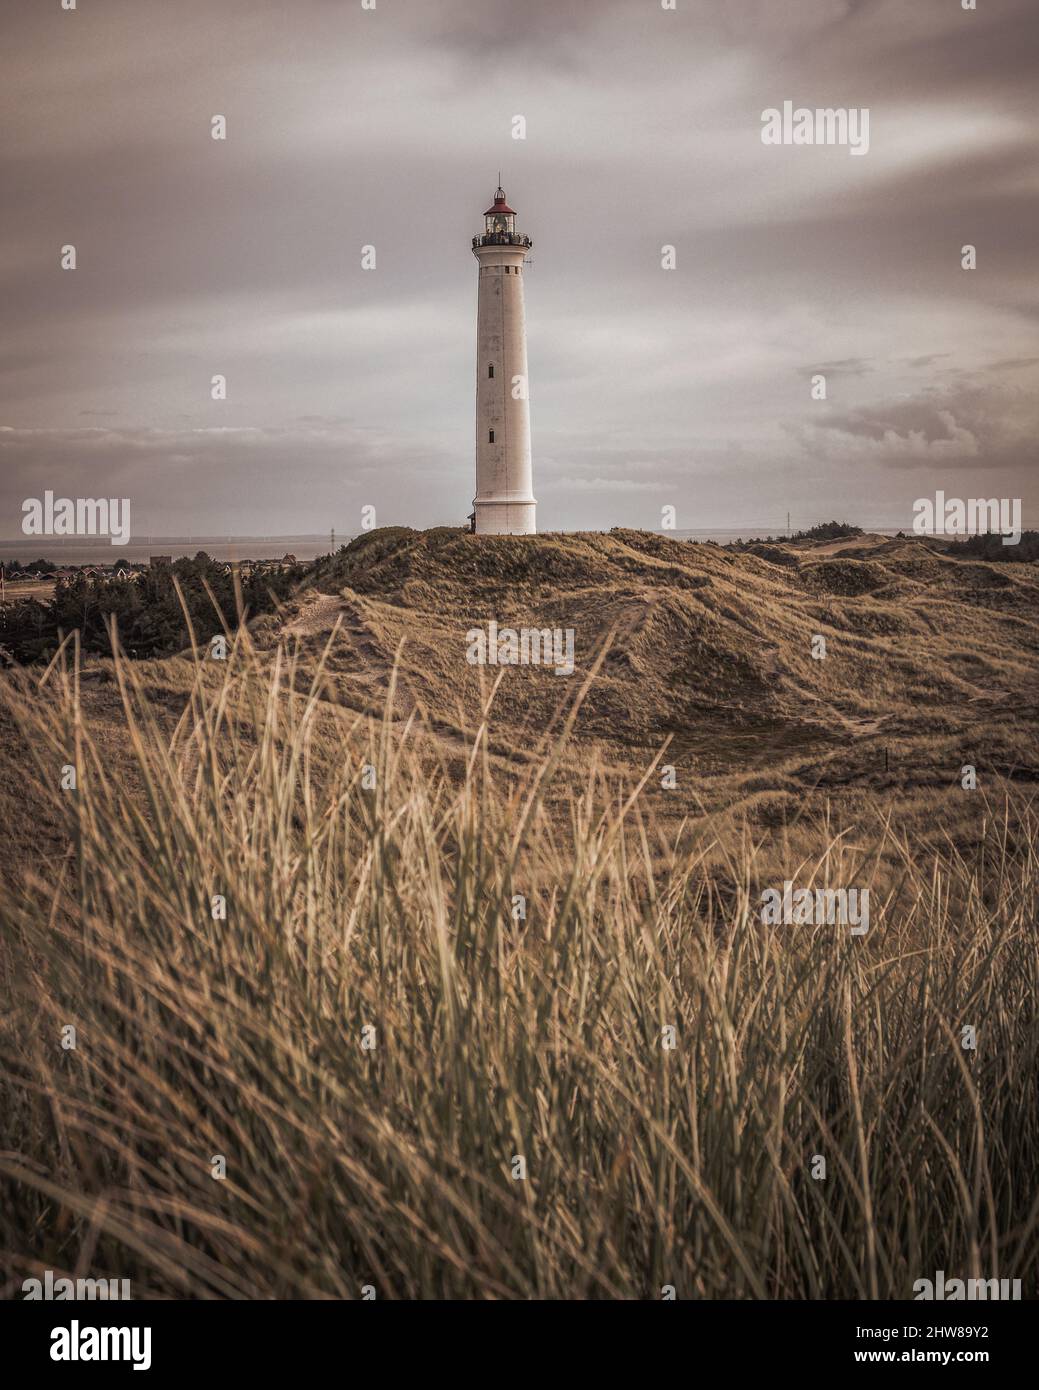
xmin=474 ymin=500 xmax=537 ymax=536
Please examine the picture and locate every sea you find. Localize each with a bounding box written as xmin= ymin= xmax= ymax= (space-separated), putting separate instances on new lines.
xmin=0 ymin=528 xmax=912 ymax=567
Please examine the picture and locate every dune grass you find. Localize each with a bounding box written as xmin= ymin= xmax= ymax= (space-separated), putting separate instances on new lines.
xmin=1 ymin=621 xmax=1037 ymax=1299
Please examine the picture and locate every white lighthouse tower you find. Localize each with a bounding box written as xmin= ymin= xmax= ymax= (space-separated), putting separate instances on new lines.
xmin=471 ymin=184 xmax=536 ymax=535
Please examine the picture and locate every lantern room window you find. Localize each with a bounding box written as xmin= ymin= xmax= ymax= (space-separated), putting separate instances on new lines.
xmin=483 ymin=186 xmax=517 ymax=238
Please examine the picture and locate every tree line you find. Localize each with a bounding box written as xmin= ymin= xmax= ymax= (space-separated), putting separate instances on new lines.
xmin=0 ymin=552 xmax=303 ymax=664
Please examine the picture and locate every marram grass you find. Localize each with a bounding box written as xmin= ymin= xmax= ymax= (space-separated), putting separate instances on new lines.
xmin=1 ymin=624 xmax=1037 ymax=1299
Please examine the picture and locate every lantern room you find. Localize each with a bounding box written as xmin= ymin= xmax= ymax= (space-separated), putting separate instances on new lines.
xmin=484 ymin=186 xmax=516 ymax=236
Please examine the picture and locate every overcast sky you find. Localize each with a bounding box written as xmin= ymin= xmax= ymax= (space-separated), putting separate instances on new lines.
xmin=1 ymin=0 xmax=1036 ymax=539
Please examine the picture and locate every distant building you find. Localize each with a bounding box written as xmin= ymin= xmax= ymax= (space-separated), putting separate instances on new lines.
xmin=281 ymin=554 xmax=297 ymax=565
xmin=150 ymin=555 xmax=172 ymax=568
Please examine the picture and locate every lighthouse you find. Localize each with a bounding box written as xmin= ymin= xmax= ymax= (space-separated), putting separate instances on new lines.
xmin=471 ymin=185 xmax=536 ymax=535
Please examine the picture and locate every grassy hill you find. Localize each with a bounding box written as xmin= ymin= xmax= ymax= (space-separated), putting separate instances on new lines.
xmin=1 ymin=528 xmax=1036 ymax=1298
xmin=299 ymin=527 xmax=1039 ymax=850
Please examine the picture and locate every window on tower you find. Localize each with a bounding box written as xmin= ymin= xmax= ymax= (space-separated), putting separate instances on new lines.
xmin=488 ymin=364 xmax=494 ymax=378
xmin=489 ymin=430 xmax=495 ymax=443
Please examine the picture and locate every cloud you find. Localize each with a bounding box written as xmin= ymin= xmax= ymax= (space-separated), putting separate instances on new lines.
xmin=1 ymin=0 xmax=1036 ymax=533
xmin=804 ymin=358 xmax=875 ymax=377
xmin=795 ymin=375 xmax=1038 ymax=474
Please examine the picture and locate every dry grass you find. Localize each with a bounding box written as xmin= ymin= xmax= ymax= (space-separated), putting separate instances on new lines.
xmin=1 ymin=612 xmax=1038 ymax=1299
